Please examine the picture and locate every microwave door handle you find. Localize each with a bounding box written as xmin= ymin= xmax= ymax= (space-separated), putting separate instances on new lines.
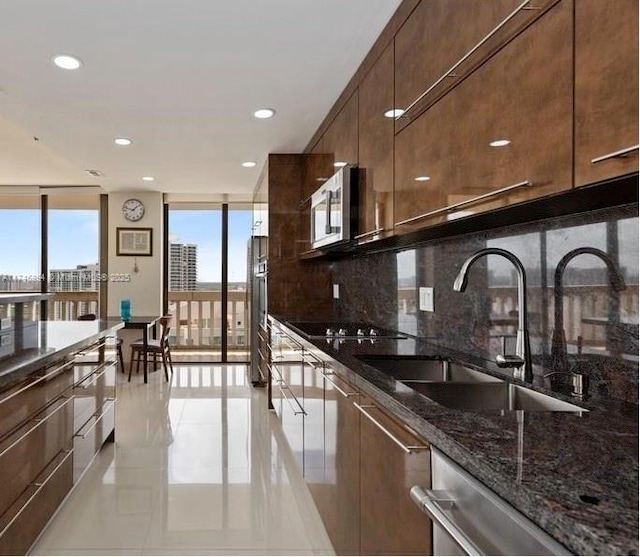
xmin=325 ymin=188 xmax=333 ymax=235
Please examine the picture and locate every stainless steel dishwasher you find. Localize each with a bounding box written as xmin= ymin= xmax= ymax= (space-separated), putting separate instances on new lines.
xmin=411 ymin=447 xmax=571 ymax=556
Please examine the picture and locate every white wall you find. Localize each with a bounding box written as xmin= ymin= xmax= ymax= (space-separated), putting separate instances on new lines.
xmin=107 ymin=192 xmax=163 ymax=318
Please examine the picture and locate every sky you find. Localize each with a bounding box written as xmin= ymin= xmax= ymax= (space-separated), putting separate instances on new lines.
xmin=0 ymin=208 xmax=253 ymax=283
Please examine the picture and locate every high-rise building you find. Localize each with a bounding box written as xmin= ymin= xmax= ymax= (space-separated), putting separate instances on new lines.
xmin=49 ymin=264 xmax=100 ymax=292
xmin=170 ymin=243 xmax=197 ymax=291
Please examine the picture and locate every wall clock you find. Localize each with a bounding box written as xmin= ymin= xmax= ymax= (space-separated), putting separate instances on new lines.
xmin=122 ymin=198 xmax=145 ymax=222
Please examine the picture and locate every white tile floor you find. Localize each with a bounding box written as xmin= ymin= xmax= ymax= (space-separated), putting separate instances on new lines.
xmin=30 ymin=365 xmax=335 ymax=556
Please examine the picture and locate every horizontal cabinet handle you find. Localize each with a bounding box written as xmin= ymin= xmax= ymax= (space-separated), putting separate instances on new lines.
xmin=278 ymin=385 xmax=306 ymax=416
xmin=0 ymin=359 xmax=75 ymax=407
xmin=0 ymin=396 xmax=74 ymax=459
xmin=353 ymin=227 xmax=387 ymax=240
xmin=395 ymin=181 xmax=531 ymax=227
xmin=0 ymin=449 xmax=74 ymax=539
xmin=78 ymin=363 xmax=114 ymax=390
xmin=591 ymin=145 xmax=639 ymax=164
xmin=75 ymin=340 xmax=108 ymax=357
xmin=401 ymin=0 xmax=533 ymax=118
xmin=74 ymin=400 xmax=116 ymax=439
xmin=354 ymin=403 xmax=429 ymax=454
xmin=322 ymin=372 xmax=358 ymax=398
xmin=410 ymin=486 xmax=483 ymax=556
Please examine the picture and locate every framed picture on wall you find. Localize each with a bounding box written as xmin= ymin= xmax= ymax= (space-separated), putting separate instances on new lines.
xmin=116 ymin=227 xmax=153 ymax=256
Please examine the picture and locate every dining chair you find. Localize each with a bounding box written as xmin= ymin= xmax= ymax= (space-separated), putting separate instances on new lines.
xmin=77 ymin=313 xmax=126 ymax=374
xmin=128 ymin=315 xmax=174 ymax=382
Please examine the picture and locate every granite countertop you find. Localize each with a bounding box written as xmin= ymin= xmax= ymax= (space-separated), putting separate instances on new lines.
xmin=271 ymin=316 xmax=639 ymax=556
xmin=0 ymin=320 xmax=124 ymax=388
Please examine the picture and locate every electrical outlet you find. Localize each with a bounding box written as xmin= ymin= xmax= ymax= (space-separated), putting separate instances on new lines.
xmin=333 ymin=284 xmax=340 ymax=299
xmin=419 ymin=287 xmax=434 ymax=312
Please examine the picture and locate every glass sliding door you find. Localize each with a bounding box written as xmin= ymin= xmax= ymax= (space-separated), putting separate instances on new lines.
xmin=227 ymin=205 xmax=252 ymax=362
xmin=167 ymin=203 xmax=252 ymax=363
xmin=168 ymin=205 xmax=223 ymax=362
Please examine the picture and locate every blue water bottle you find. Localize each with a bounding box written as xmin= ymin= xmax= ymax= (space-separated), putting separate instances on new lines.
xmin=120 ymin=299 xmax=132 ymax=322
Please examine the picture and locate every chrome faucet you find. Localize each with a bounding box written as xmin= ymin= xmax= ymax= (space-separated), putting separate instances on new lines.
xmin=550 ymin=247 xmax=626 ymax=398
xmin=453 ymin=248 xmax=532 ymax=382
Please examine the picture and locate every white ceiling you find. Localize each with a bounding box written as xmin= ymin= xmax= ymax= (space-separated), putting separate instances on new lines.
xmin=0 ymin=0 xmax=402 ymax=197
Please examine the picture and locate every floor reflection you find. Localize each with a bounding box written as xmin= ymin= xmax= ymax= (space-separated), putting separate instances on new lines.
xmin=30 ymin=365 xmax=334 ymax=556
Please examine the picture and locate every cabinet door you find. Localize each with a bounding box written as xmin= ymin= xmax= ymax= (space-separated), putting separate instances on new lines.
xmin=395 ymin=0 xmax=534 ymax=118
xmin=574 ymin=0 xmax=639 ymax=186
xmin=321 ymin=368 xmax=360 ymax=555
xmin=394 ymin=0 xmax=573 ymax=232
xmin=358 ymin=395 xmax=431 ymax=555
xmin=322 ymin=92 xmax=359 ymax=168
xmin=358 ymin=43 xmax=395 ymax=241
xmin=303 ymin=357 xmax=326 ymax=513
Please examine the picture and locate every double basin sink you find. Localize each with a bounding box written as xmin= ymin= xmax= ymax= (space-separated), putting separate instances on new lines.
xmin=357 ymin=356 xmax=586 ymax=413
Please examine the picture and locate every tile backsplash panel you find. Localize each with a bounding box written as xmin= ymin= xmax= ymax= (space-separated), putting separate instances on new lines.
xmin=331 ymin=203 xmax=639 ymax=403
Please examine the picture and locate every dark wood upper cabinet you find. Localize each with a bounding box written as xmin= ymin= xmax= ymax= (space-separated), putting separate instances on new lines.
xmin=394 ymin=0 xmax=573 ymax=232
xmin=322 ymin=91 xmax=359 ymax=167
xmin=358 ymin=43 xmax=395 ymax=240
xmin=574 ymin=0 xmax=639 ymax=187
xmin=394 ymin=0 xmax=540 ymax=125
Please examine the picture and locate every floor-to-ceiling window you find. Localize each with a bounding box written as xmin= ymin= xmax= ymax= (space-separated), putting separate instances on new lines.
xmin=47 ymin=193 xmax=100 ymax=320
xmin=0 ymin=194 xmax=41 ymax=293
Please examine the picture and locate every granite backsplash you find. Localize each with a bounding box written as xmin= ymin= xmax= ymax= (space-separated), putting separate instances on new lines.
xmin=330 ymin=203 xmax=639 ymax=404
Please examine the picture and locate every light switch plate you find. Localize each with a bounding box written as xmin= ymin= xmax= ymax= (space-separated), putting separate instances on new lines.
xmin=419 ymin=287 xmax=434 ymax=312
xmin=333 ymin=284 xmax=340 ymax=299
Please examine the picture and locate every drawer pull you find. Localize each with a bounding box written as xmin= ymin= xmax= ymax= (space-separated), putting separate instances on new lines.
xmin=401 ymin=0 xmax=534 ymax=118
xmin=75 ymin=340 xmax=108 ymax=357
xmin=354 ymin=403 xmax=429 ymax=454
xmin=74 ymin=399 xmax=116 ymax=439
xmin=410 ymin=486 xmax=482 ymax=556
xmin=0 ymin=396 xmax=74 ymax=459
xmin=78 ymin=363 xmax=114 ymax=390
xmin=395 ymin=180 xmax=531 ymax=227
xmin=322 ymin=371 xmax=358 ymax=398
xmin=278 ymin=384 xmax=306 ymax=416
xmin=353 ymin=227 xmax=386 ymax=240
xmin=0 ymin=360 xmax=75 ymax=407
xmin=0 ymin=449 xmax=73 ymax=539
xmin=591 ymin=145 xmax=639 ymax=164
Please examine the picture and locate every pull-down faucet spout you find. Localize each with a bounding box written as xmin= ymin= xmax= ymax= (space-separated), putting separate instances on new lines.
xmin=454 ymin=248 xmax=532 ymax=382
xmin=551 ymin=247 xmax=626 ymax=374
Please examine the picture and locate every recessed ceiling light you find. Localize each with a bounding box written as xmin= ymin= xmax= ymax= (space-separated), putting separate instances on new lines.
xmin=52 ymin=54 xmax=82 ymax=70
xmin=384 ymin=108 xmax=405 ymax=118
xmin=490 ymin=139 xmax=511 ymax=147
xmin=242 ymin=161 xmax=257 ymax=168
xmin=114 ymin=137 xmax=133 ymax=146
xmin=253 ymin=108 xmax=275 ymax=119
xmin=333 ymin=161 xmax=348 ymax=168
xmin=415 ymin=176 xmax=431 ymax=182
xmin=142 ymin=176 xmax=155 ymax=182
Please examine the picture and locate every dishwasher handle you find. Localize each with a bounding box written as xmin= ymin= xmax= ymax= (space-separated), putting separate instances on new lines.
xmin=410 ymin=485 xmax=483 ymax=556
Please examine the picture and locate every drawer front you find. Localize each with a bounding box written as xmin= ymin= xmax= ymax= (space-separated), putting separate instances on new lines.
xmin=73 ymin=363 xmax=116 ymax=433
xmin=0 ymin=360 xmax=74 ymax=441
xmin=73 ymin=400 xmax=115 ymax=484
xmin=0 ymin=395 xmax=73 ymax=519
xmin=0 ymin=449 xmax=73 ymax=556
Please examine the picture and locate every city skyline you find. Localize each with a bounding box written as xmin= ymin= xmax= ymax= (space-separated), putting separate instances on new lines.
xmin=0 ymin=208 xmax=253 ymax=284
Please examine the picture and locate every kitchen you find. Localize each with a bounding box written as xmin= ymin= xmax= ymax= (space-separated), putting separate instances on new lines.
xmin=255 ymin=0 xmax=638 ymax=555
xmin=0 ymin=0 xmax=637 ymax=555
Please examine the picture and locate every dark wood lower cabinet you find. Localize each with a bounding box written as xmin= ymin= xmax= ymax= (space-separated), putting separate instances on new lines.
xmin=357 ymin=394 xmax=431 ymax=556
xmin=320 ymin=368 xmax=360 ymax=556
xmin=0 ymin=332 xmax=117 ymax=554
xmin=0 ymin=449 xmax=73 ymax=555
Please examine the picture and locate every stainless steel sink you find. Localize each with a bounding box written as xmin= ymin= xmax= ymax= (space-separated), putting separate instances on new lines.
xmin=357 ymin=356 xmax=502 ymax=383
xmin=404 ymin=381 xmax=587 ymax=413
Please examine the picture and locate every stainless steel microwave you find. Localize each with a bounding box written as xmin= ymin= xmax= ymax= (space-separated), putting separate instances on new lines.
xmin=310 ymin=165 xmax=358 ymax=249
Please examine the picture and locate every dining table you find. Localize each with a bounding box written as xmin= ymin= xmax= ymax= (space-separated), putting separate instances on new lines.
xmin=121 ymin=315 xmax=162 ymax=383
